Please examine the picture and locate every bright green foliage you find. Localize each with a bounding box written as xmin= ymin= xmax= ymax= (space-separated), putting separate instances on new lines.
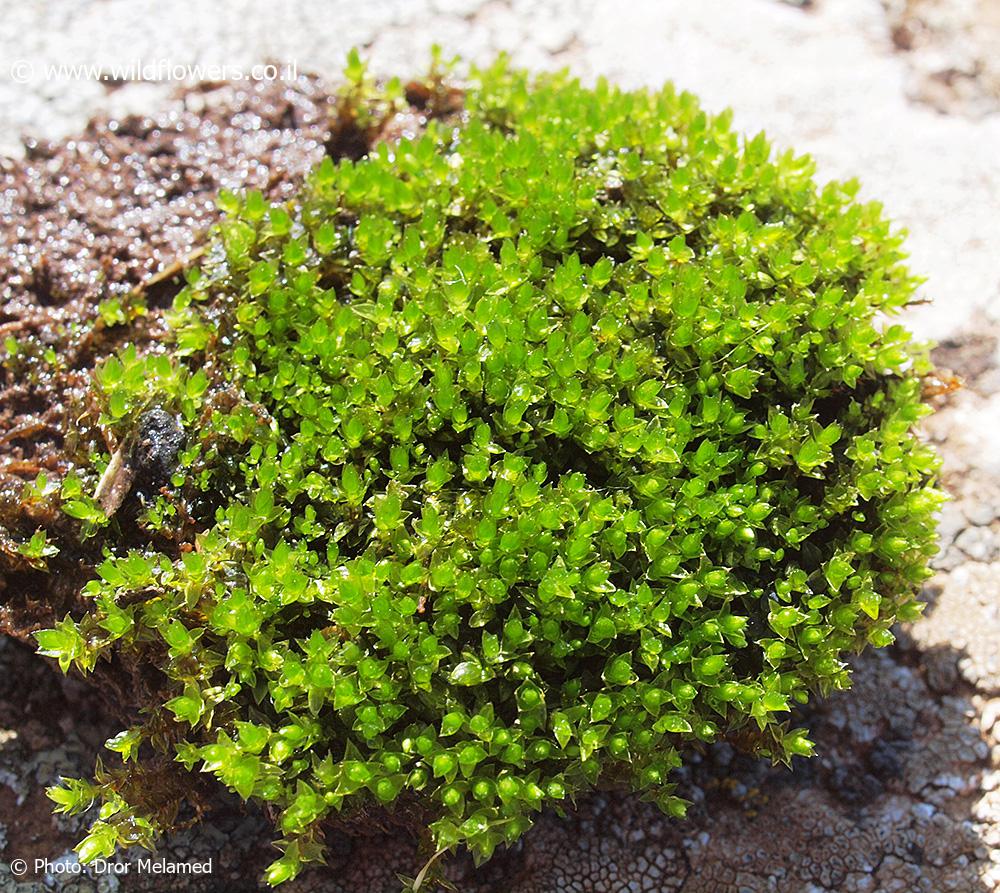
xmin=39 ymin=57 xmax=941 ymax=884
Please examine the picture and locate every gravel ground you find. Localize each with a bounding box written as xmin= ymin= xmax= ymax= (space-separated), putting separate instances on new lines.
xmin=1 ymin=1 xmax=999 ymax=891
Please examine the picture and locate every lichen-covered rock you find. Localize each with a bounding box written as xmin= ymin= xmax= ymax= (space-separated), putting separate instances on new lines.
xmin=1 ymin=75 xmax=997 ymax=893
xmin=11 ymin=57 xmax=947 ymax=883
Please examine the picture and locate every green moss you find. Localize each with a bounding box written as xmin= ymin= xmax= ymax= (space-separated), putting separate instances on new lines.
xmin=37 ymin=55 xmax=942 ymax=885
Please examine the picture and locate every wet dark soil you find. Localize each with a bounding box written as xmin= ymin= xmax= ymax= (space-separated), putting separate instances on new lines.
xmin=0 ymin=77 xmax=336 ymax=639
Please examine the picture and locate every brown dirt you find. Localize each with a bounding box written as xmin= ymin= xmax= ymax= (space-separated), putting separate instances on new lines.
xmin=883 ymin=0 xmax=1000 ymax=115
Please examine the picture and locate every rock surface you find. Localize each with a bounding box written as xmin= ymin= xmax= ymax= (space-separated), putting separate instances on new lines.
xmin=2 ymin=2 xmax=999 ymax=891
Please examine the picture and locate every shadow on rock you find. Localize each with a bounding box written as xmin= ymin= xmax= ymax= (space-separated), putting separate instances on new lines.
xmin=0 ymin=609 xmax=994 ymax=893
xmin=294 ymin=633 xmax=993 ymax=893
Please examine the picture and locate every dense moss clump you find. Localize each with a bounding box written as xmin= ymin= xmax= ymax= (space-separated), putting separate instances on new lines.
xmin=34 ymin=57 xmax=941 ymax=884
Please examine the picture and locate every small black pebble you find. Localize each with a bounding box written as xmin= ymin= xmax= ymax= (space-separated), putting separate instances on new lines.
xmin=132 ymin=408 xmax=185 ymax=487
